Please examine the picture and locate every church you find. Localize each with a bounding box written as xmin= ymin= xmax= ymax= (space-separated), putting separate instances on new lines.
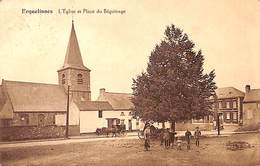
xmin=0 ymin=21 xmax=139 ymax=141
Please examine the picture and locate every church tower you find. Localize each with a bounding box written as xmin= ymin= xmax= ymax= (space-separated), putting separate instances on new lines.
xmin=58 ymin=21 xmax=91 ymax=101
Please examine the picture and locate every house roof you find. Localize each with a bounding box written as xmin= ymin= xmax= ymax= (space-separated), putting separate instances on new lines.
xmin=59 ymin=21 xmax=90 ymax=71
xmin=244 ymin=89 xmax=260 ymax=102
xmin=97 ymin=91 xmax=134 ymax=110
xmin=3 ymin=80 xmax=67 ymax=112
xmin=76 ymin=101 xmax=113 ymax=111
xmin=214 ymin=87 xmax=245 ymax=99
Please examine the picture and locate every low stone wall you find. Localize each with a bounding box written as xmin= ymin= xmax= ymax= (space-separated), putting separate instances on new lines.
xmin=0 ymin=125 xmax=80 ymax=141
xmin=176 ymin=122 xmax=213 ymax=131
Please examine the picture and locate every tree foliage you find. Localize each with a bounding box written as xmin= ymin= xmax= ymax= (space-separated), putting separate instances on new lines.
xmin=132 ymin=24 xmax=217 ymax=124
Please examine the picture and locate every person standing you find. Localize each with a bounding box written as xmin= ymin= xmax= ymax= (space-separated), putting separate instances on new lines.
xmin=144 ymin=125 xmax=151 ymax=151
xmin=169 ymin=129 xmax=177 ymax=148
xmin=194 ymin=127 xmax=201 ymax=147
xmin=164 ymin=128 xmax=170 ymax=149
xmin=160 ymin=129 xmax=164 ymax=146
xmin=185 ymin=129 xmax=192 ymax=150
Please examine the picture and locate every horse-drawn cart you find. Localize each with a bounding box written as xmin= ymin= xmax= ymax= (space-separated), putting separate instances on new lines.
xmin=96 ymin=124 xmax=126 ymax=137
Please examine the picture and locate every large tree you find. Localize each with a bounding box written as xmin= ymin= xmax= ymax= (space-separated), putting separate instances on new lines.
xmin=132 ymin=24 xmax=217 ymax=130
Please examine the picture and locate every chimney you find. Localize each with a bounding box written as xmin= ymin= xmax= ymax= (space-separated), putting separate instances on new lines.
xmin=245 ymin=85 xmax=250 ymax=93
xmin=99 ymin=88 xmax=106 ymax=95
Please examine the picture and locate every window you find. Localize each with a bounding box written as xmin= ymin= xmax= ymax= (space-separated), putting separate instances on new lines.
xmin=128 ymin=112 xmax=132 ymax=116
xmin=221 ymin=101 xmax=227 ymax=108
xmin=98 ymin=110 xmax=103 ymax=118
xmin=62 ymin=74 xmax=65 ymax=84
xmin=227 ymin=101 xmax=230 ymax=109
xmin=120 ymin=119 xmax=125 ymax=125
xmin=218 ymin=102 xmax=222 ymax=109
xmin=233 ymin=101 xmax=237 ymax=108
xmin=77 ymin=74 xmax=83 ymax=84
xmin=233 ymin=112 xmax=237 ymax=120
xmin=20 ymin=113 xmax=29 ymax=125
xmin=120 ymin=112 xmax=125 ymax=116
xmin=136 ymin=120 xmax=139 ymax=126
xmin=226 ymin=112 xmax=230 ymax=120
xmin=257 ymin=103 xmax=260 ymax=108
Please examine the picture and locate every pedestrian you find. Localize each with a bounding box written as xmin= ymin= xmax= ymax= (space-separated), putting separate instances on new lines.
xmin=160 ymin=129 xmax=164 ymax=146
xmin=185 ymin=129 xmax=192 ymax=150
xmin=176 ymin=137 xmax=182 ymax=150
xmin=194 ymin=127 xmax=201 ymax=147
xmin=164 ymin=128 xmax=170 ymax=149
xmin=169 ymin=129 xmax=177 ymax=148
xmin=144 ymin=125 xmax=151 ymax=151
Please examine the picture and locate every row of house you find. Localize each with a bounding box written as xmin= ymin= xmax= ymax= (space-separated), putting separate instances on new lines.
xmin=0 ymin=21 xmax=259 ymax=140
xmin=189 ymin=86 xmax=260 ymax=130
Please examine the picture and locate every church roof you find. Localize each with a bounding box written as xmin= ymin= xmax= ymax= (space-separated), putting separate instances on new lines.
xmin=97 ymin=90 xmax=134 ymax=110
xmin=0 ymin=85 xmax=5 ymax=111
xmin=0 ymin=85 xmax=14 ymax=119
xmin=3 ymin=80 xmax=67 ymax=112
xmin=244 ymin=89 xmax=260 ymax=102
xmin=76 ymin=101 xmax=113 ymax=111
xmin=60 ymin=21 xmax=90 ymax=71
xmin=215 ymin=87 xmax=245 ymax=99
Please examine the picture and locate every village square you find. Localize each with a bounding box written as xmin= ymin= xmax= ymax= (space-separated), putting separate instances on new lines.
xmin=0 ymin=0 xmax=260 ymax=165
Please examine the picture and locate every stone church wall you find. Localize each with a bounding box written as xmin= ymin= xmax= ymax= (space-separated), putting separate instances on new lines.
xmin=0 ymin=125 xmax=79 ymax=141
xmin=0 ymin=112 xmax=80 ymax=141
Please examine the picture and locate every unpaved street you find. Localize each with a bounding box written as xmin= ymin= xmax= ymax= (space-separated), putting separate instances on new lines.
xmin=0 ymin=133 xmax=259 ymax=166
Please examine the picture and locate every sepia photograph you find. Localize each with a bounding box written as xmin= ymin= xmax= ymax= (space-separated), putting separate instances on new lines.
xmin=0 ymin=0 xmax=260 ymax=165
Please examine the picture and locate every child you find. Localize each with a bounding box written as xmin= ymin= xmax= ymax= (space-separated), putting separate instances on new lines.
xmin=176 ymin=137 xmax=182 ymax=150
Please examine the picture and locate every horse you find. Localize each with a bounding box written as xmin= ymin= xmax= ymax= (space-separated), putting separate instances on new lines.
xmin=96 ymin=125 xmax=125 ymax=137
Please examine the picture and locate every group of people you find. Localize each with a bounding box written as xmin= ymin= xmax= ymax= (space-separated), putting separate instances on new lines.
xmin=143 ymin=124 xmax=202 ymax=151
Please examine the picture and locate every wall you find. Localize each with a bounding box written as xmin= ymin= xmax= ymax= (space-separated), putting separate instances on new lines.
xmin=0 ymin=125 xmax=79 ymax=141
xmin=243 ymin=103 xmax=260 ymax=125
xmin=80 ymin=111 xmax=103 ymax=133
xmin=79 ymin=110 xmax=139 ymax=133
xmin=55 ymin=101 xmax=80 ymax=126
xmin=0 ymin=101 xmax=81 ymax=140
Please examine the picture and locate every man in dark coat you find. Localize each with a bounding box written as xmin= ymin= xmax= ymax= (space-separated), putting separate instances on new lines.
xmin=185 ymin=129 xmax=192 ymax=149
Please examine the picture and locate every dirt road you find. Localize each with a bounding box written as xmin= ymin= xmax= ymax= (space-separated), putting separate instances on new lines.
xmin=0 ymin=133 xmax=259 ymax=166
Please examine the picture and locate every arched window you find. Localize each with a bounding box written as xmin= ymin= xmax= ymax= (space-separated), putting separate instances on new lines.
xmin=77 ymin=74 xmax=83 ymax=84
xmin=38 ymin=114 xmax=45 ymax=126
xmin=62 ymin=74 xmax=65 ymax=84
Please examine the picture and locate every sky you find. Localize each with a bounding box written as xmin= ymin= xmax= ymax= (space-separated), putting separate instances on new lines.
xmin=0 ymin=0 xmax=259 ymax=100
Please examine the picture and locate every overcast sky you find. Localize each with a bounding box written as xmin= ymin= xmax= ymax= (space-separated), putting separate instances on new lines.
xmin=0 ymin=0 xmax=259 ymax=99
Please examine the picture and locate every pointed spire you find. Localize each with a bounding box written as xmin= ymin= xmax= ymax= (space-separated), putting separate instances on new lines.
xmin=62 ymin=20 xmax=89 ymax=71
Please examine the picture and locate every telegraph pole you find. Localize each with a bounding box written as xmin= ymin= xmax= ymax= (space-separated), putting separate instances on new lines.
xmin=214 ymin=94 xmax=220 ymax=135
xmin=217 ymin=113 xmax=220 ymax=135
xmin=65 ymin=85 xmax=70 ymax=139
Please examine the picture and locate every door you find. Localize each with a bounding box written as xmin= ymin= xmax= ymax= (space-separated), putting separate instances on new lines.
xmin=107 ymin=119 xmax=113 ymax=128
xmin=128 ymin=119 xmax=132 ymax=131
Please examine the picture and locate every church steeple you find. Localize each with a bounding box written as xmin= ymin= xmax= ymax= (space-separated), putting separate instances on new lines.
xmin=62 ymin=20 xmax=89 ymax=71
xmin=58 ymin=21 xmax=91 ymax=101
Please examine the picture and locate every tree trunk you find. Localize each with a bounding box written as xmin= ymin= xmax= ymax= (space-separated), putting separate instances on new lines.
xmin=171 ymin=120 xmax=176 ymax=132
xmin=162 ymin=122 xmax=165 ymax=129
